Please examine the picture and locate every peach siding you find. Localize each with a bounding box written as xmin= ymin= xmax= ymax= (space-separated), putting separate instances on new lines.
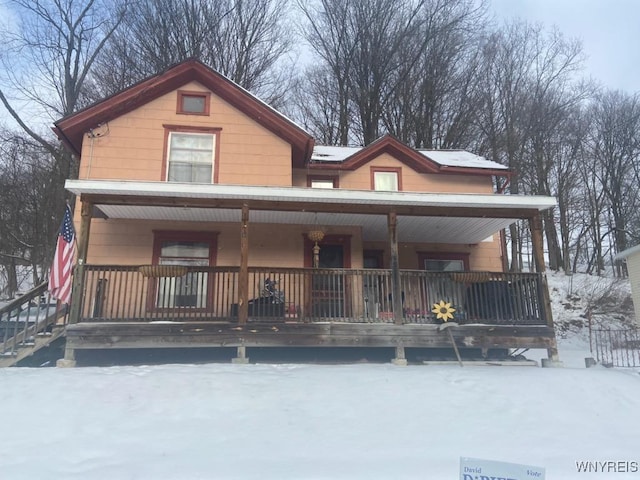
xmin=77 ymin=80 xmax=292 ymax=186
xmin=74 ymin=82 xmax=502 ymax=271
xmin=84 ymin=217 xmax=499 ymax=272
xmin=85 ymin=219 xmax=363 ymax=269
xmin=363 ymin=236 xmax=502 ymax=272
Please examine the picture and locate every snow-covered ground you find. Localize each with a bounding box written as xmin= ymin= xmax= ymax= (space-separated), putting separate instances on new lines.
xmin=2 ymin=344 xmax=640 ymax=479
xmin=1 ymin=272 xmax=638 ymax=479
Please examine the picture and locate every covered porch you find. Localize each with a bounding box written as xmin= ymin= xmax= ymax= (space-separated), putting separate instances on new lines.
xmin=62 ymin=180 xmax=559 ymax=365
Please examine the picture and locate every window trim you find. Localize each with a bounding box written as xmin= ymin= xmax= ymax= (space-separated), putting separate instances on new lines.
xmin=417 ymin=252 xmax=470 ymax=271
xmin=370 ymin=167 xmax=402 ymax=191
xmin=176 ymin=90 xmax=211 ymax=116
xmin=162 ymin=124 xmax=221 ymax=183
xmin=148 ymin=230 xmax=219 ymax=312
xmin=307 ymin=175 xmax=339 ymax=188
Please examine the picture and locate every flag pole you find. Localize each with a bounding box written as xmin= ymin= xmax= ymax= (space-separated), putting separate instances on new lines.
xmin=48 ymin=203 xmax=76 ymax=306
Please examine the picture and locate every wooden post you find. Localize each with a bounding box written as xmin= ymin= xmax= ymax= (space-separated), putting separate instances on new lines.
xmin=58 ymin=200 xmax=92 ymax=368
xmin=529 ymin=214 xmax=560 ymax=362
xmin=238 ymin=204 xmax=250 ymax=325
xmin=67 ymin=200 xmax=92 ymax=326
xmin=388 ymin=212 xmax=403 ymax=326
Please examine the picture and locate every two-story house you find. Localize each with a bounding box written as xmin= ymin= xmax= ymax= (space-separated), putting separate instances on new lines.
xmin=53 ymin=59 xmax=560 ymax=366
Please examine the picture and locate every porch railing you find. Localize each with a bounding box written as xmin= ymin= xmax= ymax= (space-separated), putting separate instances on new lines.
xmin=77 ymin=265 xmax=547 ymax=326
xmin=1 ymin=282 xmax=63 ymax=358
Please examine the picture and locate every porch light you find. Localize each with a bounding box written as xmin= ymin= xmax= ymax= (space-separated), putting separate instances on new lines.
xmin=308 ymin=229 xmax=325 ymax=268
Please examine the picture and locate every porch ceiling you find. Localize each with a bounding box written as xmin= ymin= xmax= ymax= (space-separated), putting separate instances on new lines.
xmin=66 ymin=179 xmax=556 ymax=244
xmin=94 ymin=205 xmax=515 ymax=243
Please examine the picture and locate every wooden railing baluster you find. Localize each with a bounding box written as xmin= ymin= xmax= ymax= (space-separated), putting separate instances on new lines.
xmin=73 ymin=266 xmax=549 ymax=327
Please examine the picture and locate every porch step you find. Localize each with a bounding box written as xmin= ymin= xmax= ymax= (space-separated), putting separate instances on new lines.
xmin=0 ymin=327 xmax=66 ymax=368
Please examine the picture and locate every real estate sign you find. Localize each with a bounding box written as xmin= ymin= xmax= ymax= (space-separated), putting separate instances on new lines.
xmin=460 ymin=457 xmax=545 ymax=480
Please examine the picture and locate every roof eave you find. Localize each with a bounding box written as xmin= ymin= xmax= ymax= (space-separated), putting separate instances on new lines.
xmin=54 ymin=59 xmax=314 ymax=164
xmin=65 ymin=179 xmax=556 ymax=219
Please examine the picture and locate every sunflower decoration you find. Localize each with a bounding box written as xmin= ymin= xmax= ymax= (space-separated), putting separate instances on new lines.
xmin=432 ymin=300 xmax=456 ymax=322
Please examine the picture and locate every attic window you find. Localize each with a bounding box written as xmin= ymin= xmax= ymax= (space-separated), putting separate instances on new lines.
xmin=308 ymin=175 xmax=338 ymax=188
xmin=177 ymin=91 xmax=210 ymax=115
xmin=371 ymin=167 xmax=402 ymax=191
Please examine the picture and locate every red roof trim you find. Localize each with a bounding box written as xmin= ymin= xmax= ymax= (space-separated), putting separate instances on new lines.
xmin=54 ymin=59 xmax=314 ymax=163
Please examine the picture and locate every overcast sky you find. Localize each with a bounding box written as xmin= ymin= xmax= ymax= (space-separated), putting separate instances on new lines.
xmin=489 ymin=0 xmax=640 ymax=93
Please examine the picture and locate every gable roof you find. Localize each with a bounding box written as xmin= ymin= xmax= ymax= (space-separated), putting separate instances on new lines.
xmin=53 ymin=59 xmax=315 ymax=164
xmin=309 ymin=135 xmax=510 ymax=177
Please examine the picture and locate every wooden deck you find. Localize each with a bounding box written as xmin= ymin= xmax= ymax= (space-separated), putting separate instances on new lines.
xmin=62 ymin=265 xmax=557 ymax=360
xmin=65 ymin=320 xmax=556 ymax=351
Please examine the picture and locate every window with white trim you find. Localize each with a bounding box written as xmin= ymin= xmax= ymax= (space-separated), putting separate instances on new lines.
xmin=167 ymin=132 xmax=215 ymax=183
xmin=311 ymin=179 xmax=335 ymax=189
xmin=153 ymin=232 xmax=217 ymax=309
xmin=373 ymin=171 xmax=399 ymax=191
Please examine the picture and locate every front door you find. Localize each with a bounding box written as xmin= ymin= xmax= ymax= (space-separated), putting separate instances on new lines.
xmin=312 ymin=244 xmax=345 ymax=317
xmin=363 ymin=250 xmax=384 ymax=319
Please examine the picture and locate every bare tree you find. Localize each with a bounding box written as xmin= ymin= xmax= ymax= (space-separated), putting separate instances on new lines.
xmin=88 ymin=0 xmax=295 ymax=106
xmin=299 ymin=0 xmax=431 ymax=145
xmin=0 ymin=0 xmax=126 ymax=128
xmin=383 ymin=0 xmax=488 ymax=149
xmin=551 ymin=105 xmax=590 ymax=273
xmin=476 ymin=24 xmax=538 ymax=270
xmin=0 ymin=132 xmax=60 ymax=297
xmin=588 ymin=90 xmax=640 ymax=276
xmin=0 ymin=0 xmax=124 ymax=289
xmin=476 ymin=22 xmax=587 ymax=271
xmin=297 ymin=0 xmax=358 ymax=145
xmin=291 ymin=66 xmax=348 ymax=145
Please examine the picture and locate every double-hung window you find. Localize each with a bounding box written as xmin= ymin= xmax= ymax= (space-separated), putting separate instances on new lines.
xmin=167 ymin=132 xmax=215 ymax=183
xmin=153 ymin=232 xmax=217 ymax=309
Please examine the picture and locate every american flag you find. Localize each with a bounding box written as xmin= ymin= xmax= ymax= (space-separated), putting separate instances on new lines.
xmin=48 ymin=205 xmax=76 ymax=305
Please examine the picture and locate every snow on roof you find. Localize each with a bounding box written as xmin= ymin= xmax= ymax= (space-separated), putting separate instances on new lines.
xmin=311 ymin=145 xmax=362 ymax=162
xmin=220 ymin=73 xmax=312 ymax=136
xmin=311 ymin=145 xmax=507 ymax=170
xmin=419 ymin=150 xmax=508 ymax=170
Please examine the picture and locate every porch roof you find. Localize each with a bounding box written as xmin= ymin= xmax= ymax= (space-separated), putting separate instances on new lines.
xmin=66 ymin=179 xmax=556 ymax=244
